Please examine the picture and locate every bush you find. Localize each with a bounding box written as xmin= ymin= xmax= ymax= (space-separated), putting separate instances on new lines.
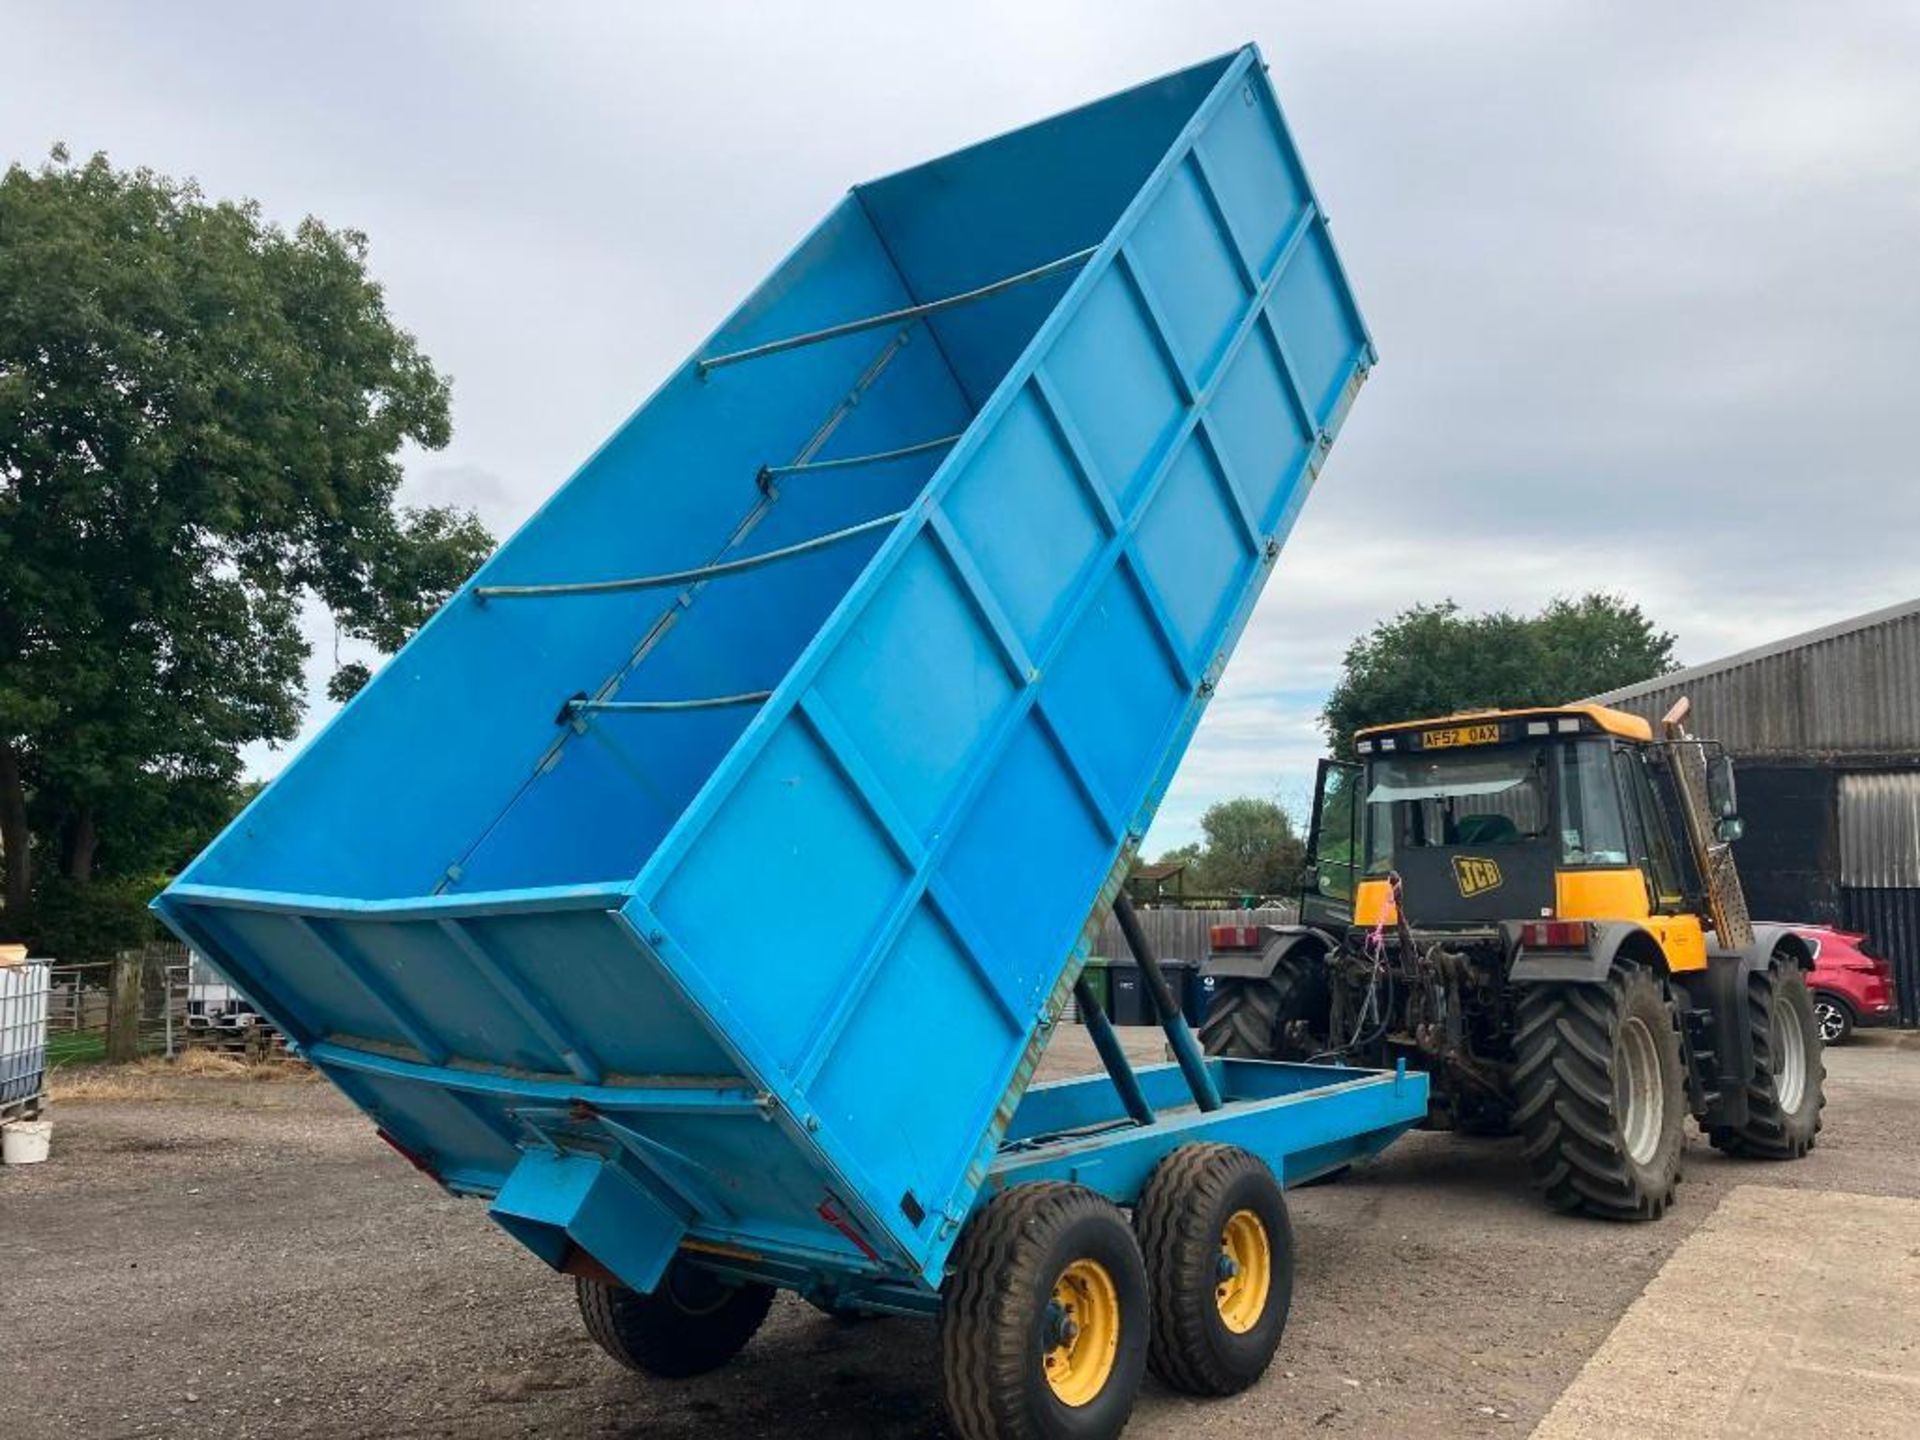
xmin=23 ymin=874 xmax=169 ymax=961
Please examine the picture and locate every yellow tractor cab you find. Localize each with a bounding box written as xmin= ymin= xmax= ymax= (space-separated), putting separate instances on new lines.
xmin=1348 ymin=703 xmax=1709 ymax=972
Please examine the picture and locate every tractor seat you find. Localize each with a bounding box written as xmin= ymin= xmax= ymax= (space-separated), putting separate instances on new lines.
xmin=1454 ymin=813 xmax=1522 ymax=845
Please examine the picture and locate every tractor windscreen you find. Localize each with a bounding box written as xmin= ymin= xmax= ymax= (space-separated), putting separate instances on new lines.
xmin=1364 ymin=748 xmax=1547 ymax=873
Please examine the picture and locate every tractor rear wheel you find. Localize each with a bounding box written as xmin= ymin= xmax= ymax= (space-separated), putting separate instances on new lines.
xmin=1199 ymin=948 xmax=1321 ymax=1060
xmin=577 ymin=1260 xmax=775 ymax=1379
xmin=1133 ymin=1144 xmax=1294 ymax=1396
xmin=1710 ymin=955 xmax=1826 ymax=1159
xmin=940 ymin=1183 xmax=1149 ymax=1440
xmin=1513 ymin=959 xmax=1687 ymax=1220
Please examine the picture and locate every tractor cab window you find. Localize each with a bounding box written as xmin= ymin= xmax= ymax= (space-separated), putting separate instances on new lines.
xmin=1555 ymin=742 xmax=1630 ymax=865
xmin=1621 ymin=748 xmax=1689 ymax=908
xmin=1363 ymin=749 xmax=1547 ymax=874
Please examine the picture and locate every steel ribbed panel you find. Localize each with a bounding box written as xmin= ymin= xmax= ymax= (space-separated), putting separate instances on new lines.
xmin=1839 ymin=771 xmax=1920 ymax=888
xmin=1839 ymin=886 xmax=1920 ymax=1027
xmin=1592 ymin=599 xmax=1920 ymax=759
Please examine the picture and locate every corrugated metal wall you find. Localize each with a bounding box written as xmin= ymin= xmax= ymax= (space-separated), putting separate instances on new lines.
xmin=1839 ymin=772 xmax=1920 ymax=887
xmin=1836 ymin=772 xmax=1920 ymax=1025
xmin=1840 ymin=888 xmax=1920 ymax=1027
xmin=1593 ymin=599 xmax=1920 ymax=760
xmin=1589 ymin=604 xmax=1920 ymax=1024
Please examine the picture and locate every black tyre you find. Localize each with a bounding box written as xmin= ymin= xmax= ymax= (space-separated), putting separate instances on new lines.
xmin=1812 ymin=991 xmax=1855 ymax=1046
xmin=1133 ymin=1144 xmax=1293 ymax=1396
xmin=940 ymin=1183 xmax=1149 ymax=1440
xmin=1710 ymin=956 xmax=1826 ymax=1159
xmin=1513 ymin=959 xmax=1687 ymax=1220
xmin=1199 ymin=948 xmax=1322 ymax=1060
xmin=577 ymin=1259 xmax=775 ymax=1379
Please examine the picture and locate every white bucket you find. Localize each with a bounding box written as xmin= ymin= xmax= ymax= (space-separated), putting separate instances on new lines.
xmin=2 ymin=1119 xmax=51 ymax=1165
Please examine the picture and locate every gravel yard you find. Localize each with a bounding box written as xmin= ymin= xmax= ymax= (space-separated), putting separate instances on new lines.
xmin=5 ymin=1029 xmax=1917 ymax=1439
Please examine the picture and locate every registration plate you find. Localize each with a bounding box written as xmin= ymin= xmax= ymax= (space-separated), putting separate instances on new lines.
xmin=1422 ymin=722 xmax=1502 ymax=750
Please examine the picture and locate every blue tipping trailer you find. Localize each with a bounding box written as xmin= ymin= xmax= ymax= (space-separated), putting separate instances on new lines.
xmin=157 ymin=45 xmax=1424 ymax=1438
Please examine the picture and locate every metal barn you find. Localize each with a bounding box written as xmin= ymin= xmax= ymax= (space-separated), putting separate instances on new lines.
xmin=1593 ymin=598 xmax=1920 ymax=1024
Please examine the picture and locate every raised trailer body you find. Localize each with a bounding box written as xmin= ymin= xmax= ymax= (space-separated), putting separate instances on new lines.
xmin=158 ymin=49 xmax=1418 ymax=1428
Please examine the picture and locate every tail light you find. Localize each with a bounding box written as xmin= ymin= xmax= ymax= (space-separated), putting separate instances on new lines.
xmin=1831 ymin=953 xmax=1882 ymax=973
xmin=1520 ymin=920 xmax=1590 ymax=950
xmin=1209 ymin=925 xmax=1264 ymax=950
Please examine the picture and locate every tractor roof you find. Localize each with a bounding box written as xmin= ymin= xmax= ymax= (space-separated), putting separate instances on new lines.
xmin=1354 ymin=703 xmax=1653 ymax=747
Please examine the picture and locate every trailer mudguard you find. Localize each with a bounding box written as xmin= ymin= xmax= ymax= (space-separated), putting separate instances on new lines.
xmin=490 ymin=1149 xmax=686 ymax=1295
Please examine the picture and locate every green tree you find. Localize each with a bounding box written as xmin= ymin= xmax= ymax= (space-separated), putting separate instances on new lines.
xmin=1321 ymin=594 xmax=1675 ymax=755
xmin=1153 ymin=797 xmax=1305 ymax=899
xmin=0 ymin=148 xmax=492 ymax=935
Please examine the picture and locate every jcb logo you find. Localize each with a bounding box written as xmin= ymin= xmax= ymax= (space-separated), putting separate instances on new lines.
xmin=1452 ymin=856 xmax=1503 ymax=897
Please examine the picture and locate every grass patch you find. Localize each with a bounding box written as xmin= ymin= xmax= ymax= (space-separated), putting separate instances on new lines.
xmin=46 ymin=1032 xmax=106 ymax=1068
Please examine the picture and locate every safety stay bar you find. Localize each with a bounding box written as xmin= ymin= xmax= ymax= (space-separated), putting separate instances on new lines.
xmin=474 ymin=510 xmax=905 ymax=603
xmin=564 ymin=692 xmax=772 ymax=717
xmin=698 ymin=245 xmax=1098 ymax=373
xmin=1113 ymin=893 xmax=1223 ymax=1113
xmin=758 ymin=432 xmax=962 ymax=493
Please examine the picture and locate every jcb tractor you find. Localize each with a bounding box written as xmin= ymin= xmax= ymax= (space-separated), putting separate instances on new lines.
xmin=1200 ymin=699 xmax=1825 ymax=1219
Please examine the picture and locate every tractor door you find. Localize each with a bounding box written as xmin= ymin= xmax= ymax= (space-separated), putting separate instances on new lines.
xmin=1301 ymin=758 xmax=1362 ymax=929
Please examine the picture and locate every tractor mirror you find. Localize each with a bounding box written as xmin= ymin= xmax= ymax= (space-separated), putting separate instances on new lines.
xmin=1302 ymin=863 xmax=1321 ymax=893
xmin=1707 ymin=752 xmax=1742 ymax=843
xmin=1706 ymin=752 xmax=1740 ymax=821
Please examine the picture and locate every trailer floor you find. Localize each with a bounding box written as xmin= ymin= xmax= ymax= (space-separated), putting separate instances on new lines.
xmin=5 ymin=1031 xmax=1917 ymax=1440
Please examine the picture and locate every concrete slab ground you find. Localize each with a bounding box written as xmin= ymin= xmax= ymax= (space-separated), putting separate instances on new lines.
xmin=1532 ymin=1184 xmax=1920 ymax=1440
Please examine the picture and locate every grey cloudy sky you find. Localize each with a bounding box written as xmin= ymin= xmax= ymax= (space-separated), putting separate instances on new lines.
xmin=6 ymin=2 xmax=1917 ymax=847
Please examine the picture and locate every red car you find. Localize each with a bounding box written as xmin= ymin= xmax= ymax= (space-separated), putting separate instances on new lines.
xmin=1783 ymin=924 xmax=1900 ymax=1044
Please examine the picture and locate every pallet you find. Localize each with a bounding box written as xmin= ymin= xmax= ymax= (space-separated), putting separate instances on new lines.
xmin=181 ymin=1026 xmax=288 ymax=1061
xmin=0 ymin=1089 xmax=46 ymax=1126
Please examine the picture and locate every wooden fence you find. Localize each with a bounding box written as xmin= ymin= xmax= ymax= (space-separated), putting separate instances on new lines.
xmin=46 ymin=942 xmax=192 ymax=1064
xmin=1089 ymin=904 xmax=1298 ymax=967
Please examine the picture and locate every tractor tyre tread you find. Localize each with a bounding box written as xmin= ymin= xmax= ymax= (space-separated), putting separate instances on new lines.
xmin=1513 ymin=960 xmax=1686 ymax=1221
xmin=1709 ymin=955 xmax=1826 ymax=1159
xmin=1199 ymin=951 xmax=1319 ymax=1060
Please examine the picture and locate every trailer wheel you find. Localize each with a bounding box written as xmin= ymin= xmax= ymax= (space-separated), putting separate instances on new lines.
xmin=1512 ymin=959 xmax=1686 ymax=1220
xmin=1710 ymin=955 xmax=1826 ymax=1159
xmin=1133 ymin=1144 xmax=1293 ymax=1396
xmin=940 ymin=1183 xmax=1148 ymax=1440
xmin=1200 ymin=948 xmax=1321 ymax=1060
xmin=576 ymin=1259 xmax=775 ymax=1379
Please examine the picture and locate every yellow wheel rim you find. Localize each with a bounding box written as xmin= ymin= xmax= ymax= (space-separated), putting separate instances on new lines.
xmin=1043 ymin=1258 xmax=1121 ymax=1407
xmin=1215 ymin=1209 xmax=1272 ymax=1335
